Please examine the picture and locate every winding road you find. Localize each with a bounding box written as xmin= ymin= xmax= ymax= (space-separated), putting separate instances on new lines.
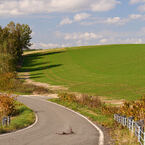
xmin=0 ymin=95 xmax=104 ymax=145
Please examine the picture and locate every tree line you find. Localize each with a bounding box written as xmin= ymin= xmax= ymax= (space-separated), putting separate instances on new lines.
xmin=0 ymin=21 xmax=32 ymax=74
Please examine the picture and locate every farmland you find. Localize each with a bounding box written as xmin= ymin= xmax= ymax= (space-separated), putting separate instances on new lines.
xmin=22 ymin=44 xmax=145 ymax=100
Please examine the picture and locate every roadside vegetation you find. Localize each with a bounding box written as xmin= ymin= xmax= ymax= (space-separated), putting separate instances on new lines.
xmin=0 ymin=94 xmax=35 ymax=133
xmin=0 ymin=22 xmax=37 ymax=133
xmin=22 ymin=44 xmax=145 ymax=100
xmin=0 ymin=21 xmax=31 ymax=93
xmin=0 ymin=22 xmax=51 ymax=95
xmin=50 ymin=93 xmax=144 ymax=144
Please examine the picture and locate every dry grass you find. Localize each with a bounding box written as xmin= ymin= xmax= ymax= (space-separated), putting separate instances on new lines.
xmin=113 ymin=127 xmax=139 ymax=145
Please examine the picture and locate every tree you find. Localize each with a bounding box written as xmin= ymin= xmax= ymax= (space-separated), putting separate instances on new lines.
xmin=6 ymin=21 xmax=32 ymax=64
xmin=0 ymin=22 xmax=32 ymax=73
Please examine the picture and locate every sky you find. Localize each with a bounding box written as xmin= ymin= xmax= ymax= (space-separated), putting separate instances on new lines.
xmin=0 ymin=0 xmax=145 ymax=49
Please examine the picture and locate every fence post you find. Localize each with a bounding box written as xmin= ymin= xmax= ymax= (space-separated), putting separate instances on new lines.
xmin=125 ymin=117 xmax=127 ymax=126
xmin=128 ymin=117 xmax=134 ymax=130
xmin=114 ymin=114 xmax=116 ymax=121
xmin=2 ymin=117 xmax=7 ymax=126
xmin=131 ymin=120 xmax=134 ymax=132
xmin=7 ymin=116 xmax=11 ymax=126
xmin=138 ymin=125 xmax=141 ymax=143
xmin=143 ymin=131 xmax=145 ymax=145
xmin=144 ymin=132 xmax=145 ymax=145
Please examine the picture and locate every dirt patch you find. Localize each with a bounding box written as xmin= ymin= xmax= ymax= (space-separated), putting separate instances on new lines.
xmin=100 ymin=97 xmax=124 ymax=106
xmin=19 ymin=72 xmax=68 ymax=92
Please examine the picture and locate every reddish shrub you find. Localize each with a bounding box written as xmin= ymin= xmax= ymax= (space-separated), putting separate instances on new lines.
xmin=0 ymin=94 xmax=17 ymax=117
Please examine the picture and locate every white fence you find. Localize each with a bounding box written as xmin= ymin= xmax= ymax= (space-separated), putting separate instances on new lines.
xmin=0 ymin=116 xmax=11 ymax=127
xmin=114 ymin=114 xmax=145 ymax=145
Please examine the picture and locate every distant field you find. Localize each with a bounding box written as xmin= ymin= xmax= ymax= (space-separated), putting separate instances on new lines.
xmin=22 ymin=44 xmax=145 ymax=100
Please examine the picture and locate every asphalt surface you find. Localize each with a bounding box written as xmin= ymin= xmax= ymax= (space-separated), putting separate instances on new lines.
xmin=0 ymin=95 xmax=102 ymax=145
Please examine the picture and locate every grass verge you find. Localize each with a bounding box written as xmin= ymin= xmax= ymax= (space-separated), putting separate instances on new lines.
xmin=0 ymin=102 xmax=35 ymax=134
xmin=50 ymin=98 xmax=139 ymax=145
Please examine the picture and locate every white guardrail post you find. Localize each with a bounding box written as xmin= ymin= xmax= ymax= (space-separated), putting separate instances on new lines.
xmin=114 ymin=114 xmax=145 ymax=145
xmin=138 ymin=125 xmax=141 ymax=143
xmin=143 ymin=132 xmax=145 ymax=145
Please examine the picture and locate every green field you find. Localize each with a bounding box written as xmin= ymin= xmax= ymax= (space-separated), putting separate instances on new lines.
xmin=22 ymin=44 xmax=145 ymax=100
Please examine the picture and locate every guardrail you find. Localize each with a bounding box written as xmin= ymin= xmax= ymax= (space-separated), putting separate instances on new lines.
xmin=0 ymin=116 xmax=11 ymax=127
xmin=114 ymin=114 xmax=145 ymax=145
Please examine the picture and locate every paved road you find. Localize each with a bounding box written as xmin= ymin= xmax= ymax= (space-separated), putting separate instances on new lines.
xmin=0 ymin=95 xmax=103 ymax=145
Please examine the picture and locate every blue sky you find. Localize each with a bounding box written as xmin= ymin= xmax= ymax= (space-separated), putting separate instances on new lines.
xmin=1 ymin=0 xmax=145 ymax=49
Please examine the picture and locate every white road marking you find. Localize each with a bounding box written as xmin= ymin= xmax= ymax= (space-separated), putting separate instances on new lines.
xmin=47 ymin=100 xmax=104 ymax=145
xmin=0 ymin=95 xmax=104 ymax=145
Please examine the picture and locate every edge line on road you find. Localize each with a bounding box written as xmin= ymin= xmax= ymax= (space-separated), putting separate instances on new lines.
xmin=47 ymin=100 xmax=104 ymax=145
xmin=0 ymin=95 xmax=104 ymax=145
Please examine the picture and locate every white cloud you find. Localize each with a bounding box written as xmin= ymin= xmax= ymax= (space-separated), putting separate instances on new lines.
xmin=138 ymin=4 xmax=145 ymax=12
xmin=74 ymin=13 xmax=90 ymax=21
xmin=60 ymin=17 xmax=73 ymax=25
xmin=106 ymin=17 xmax=122 ymax=24
xmin=31 ymin=42 xmax=60 ymax=49
xmin=64 ymin=32 xmax=102 ymax=40
xmin=0 ymin=0 xmax=120 ymax=16
xmin=91 ymin=0 xmax=120 ymax=12
xmin=81 ymin=14 xmax=145 ymax=26
xmin=129 ymin=14 xmax=142 ymax=19
xmin=60 ymin=13 xmax=90 ymax=25
xmin=81 ymin=16 xmax=129 ymax=26
xmin=118 ymin=38 xmax=143 ymax=44
xmin=99 ymin=38 xmax=108 ymax=43
xmin=129 ymin=0 xmax=145 ymax=12
xmin=50 ymin=28 xmax=145 ymax=47
xmin=130 ymin=0 xmax=145 ymax=4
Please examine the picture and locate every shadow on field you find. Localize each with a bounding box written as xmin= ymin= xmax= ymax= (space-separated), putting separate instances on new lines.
xmin=20 ymin=50 xmax=64 ymax=73
xmin=21 ymin=64 xmax=62 ymax=72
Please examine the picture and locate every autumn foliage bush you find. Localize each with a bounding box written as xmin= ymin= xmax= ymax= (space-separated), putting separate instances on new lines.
xmin=0 ymin=94 xmax=16 ymax=119
xmin=118 ymin=97 xmax=145 ymax=121
xmin=58 ymin=92 xmax=145 ymax=123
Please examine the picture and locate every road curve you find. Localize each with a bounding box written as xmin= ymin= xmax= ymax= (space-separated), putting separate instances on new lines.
xmin=0 ymin=95 xmax=104 ymax=145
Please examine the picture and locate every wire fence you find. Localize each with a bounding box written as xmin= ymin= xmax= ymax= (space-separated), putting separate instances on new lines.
xmin=0 ymin=116 xmax=11 ymax=127
xmin=114 ymin=114 xmax=145 ymax=145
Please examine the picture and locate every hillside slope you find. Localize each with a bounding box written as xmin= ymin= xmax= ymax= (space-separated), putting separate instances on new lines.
xmin=22 ymin=44 xmax=145 ymax=100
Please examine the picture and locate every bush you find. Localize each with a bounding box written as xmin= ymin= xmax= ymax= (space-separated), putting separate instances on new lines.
xmin=0 ymin=54 xmax=16 ymax=74
xmin=58 ymin=92 xmax=77 ymax=102
xmin=78 ymin=94 xmax=102 ymax=108
xmin=0 ymin=72 xmax=17 ymax=92
xmin=58 ymin=93 xmax=102 ymax=108
xmin=0 ymin=94 xmax=17 ymax=118
xmin=102 ymin=105 xmax=118 ymax=115
xmin=118 ymin=97 xmax=145 ymax=121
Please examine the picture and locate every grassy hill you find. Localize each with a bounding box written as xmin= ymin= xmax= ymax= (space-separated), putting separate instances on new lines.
xmin=22 ymin=44 xmax=145 ymax=100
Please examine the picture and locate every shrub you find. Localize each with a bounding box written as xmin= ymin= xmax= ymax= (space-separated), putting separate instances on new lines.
xmin=118 ymin=97 xmax=145 ymax=121
xmin=0 ymin=94 xmax=17 ymax=117
xmin=0 ymin=72 xmax=17 ymax=92
xmin=0 ymin=54 xmax=16 ymax=74
xmin=78 ymin=94 xmax=102 ymax=108
xmin=58 ymin=93 xmax=102 ymax=108
xmin=102 ymin=105 xmax=118 ymax=115
xmin=58 ymin=92 xmax=77 ymax=102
